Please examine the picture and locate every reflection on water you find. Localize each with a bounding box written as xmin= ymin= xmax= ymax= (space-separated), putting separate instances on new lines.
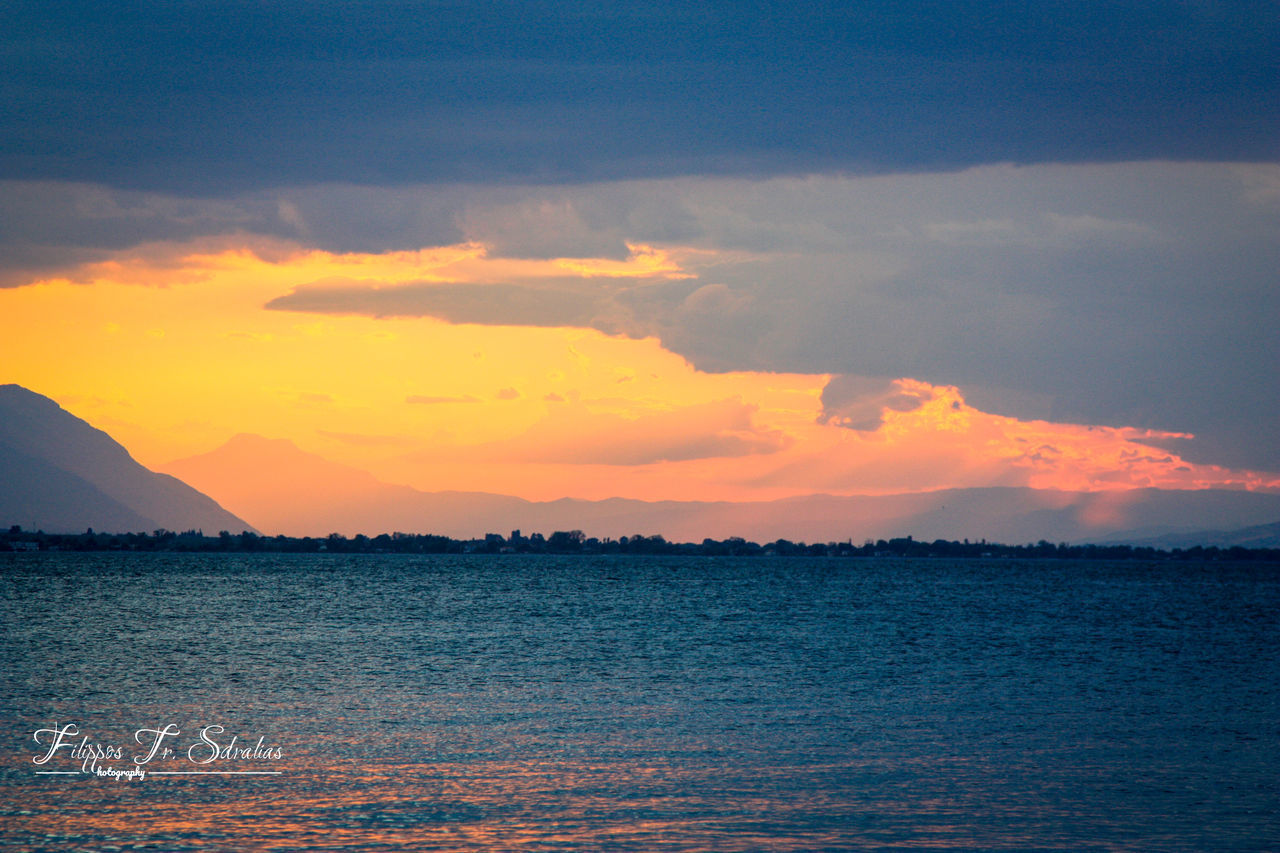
xmin=1 ymin=554 xmax=1277 ymax=850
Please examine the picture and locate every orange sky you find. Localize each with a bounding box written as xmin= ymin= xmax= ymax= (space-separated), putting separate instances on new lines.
xmin=2 ymin=238 xmax=1275 ymax=503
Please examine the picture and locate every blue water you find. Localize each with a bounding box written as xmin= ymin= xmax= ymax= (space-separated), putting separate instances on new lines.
xmin=1 ymin=553 xmax=1277 ymax=850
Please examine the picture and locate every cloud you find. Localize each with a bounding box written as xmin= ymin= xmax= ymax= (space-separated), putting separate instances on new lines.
xmin=379 ymin=371 xmax=1278 ymax=500
xmin=749 ymin=376 xmax=1278 ymax=497
xmin=259 ymin=162 xmax=1280 ymax=468
xmin=262 ymin=241 xmax=698 ymax=331
xmin=268 ymin=278 xmax=612 ymax=327
xmin=820 ymin=376 xmax=943 ymax=432
xmin=5 ymin=162 xmax=1278 ymax=472
xmin=429 ymin=398 xmax=791 ymax=466
xmin=0 ymin=182 xmax=310 ymax=287
xmin=5 ymin=2 xmax=1276 ymax=193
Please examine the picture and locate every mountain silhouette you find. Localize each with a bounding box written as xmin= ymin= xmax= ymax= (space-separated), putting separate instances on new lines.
xmin=161 ymin=433 xmax=532 ymax=537
xmin=6 ymin=384 xmax=1276 ymax=543
xmin=0 ymin=385 xmax=254 ymax=534
xmin=162 ymin=433 xmax=1280 ymax=544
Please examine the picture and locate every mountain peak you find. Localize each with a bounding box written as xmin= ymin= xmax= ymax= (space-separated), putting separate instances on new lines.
xmin=186 ymin=433 xmax=340 ymax=468
xmin=0 ymin=383 xmax=64 ymax=411
xmin=162 ymin=432 xmax=394 ymax=524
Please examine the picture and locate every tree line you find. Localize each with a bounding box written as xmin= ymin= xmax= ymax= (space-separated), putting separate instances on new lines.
xmin=3 ymin=525 xmax=1277 ymax=561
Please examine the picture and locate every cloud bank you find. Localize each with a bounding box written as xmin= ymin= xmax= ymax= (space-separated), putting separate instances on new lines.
xmin=4 ymin=1 xmax=1276 ymax=192
xmin=235 ymin=163 xmax=1278 ymax=469
xmin=2 ymin=162 xmax=1277 ymax=470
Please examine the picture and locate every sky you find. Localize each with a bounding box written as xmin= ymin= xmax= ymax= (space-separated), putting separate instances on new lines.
xmin=1 ymin=0 xmax=1278 ymax=507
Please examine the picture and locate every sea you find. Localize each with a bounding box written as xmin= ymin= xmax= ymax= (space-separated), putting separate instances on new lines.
xmin=1 ymin=553 xmax=1277 ymax=851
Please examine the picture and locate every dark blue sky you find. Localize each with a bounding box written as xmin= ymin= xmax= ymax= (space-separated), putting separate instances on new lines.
xmin=4 ymin=0 xmax=1277 ymax=192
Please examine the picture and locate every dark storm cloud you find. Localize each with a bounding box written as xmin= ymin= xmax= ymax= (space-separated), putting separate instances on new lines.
xmin=3 ymin=0 xmax=1276 ymax=193
xmin=264 ymin=275 xmax=664 ymax=331
xmin=259 ymin=163 xmax=1280 ymax=471
xmin=820 ymin=376 xmax=937 ymax=432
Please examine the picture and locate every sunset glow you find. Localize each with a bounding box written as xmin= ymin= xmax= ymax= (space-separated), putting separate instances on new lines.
xmin=2 ymin=239 xmax=1273 ymax=512
xmin=5 ymin=5 xmax=1279 ymax=853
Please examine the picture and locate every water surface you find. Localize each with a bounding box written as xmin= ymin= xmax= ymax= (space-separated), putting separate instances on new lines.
xmin=2 ymin=554 xmax=1277 ymax=850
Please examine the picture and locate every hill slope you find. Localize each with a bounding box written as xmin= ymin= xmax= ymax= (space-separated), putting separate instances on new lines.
xmin=0 ymin=385 xmax=254 ymax=534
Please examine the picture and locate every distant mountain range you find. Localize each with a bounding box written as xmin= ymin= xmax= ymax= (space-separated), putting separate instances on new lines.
xmin=162 ymin=431 xmax=1280 ymax=545
xmin=161 ymin=433 xmax=531 ymax=538
xmin=0 ymin=385 xmax=253 ymax=534
xmin=1109 ymin=520 xmax=1280 ymax=550
xmin=4 ymin=384 xmax=1278 ymax=545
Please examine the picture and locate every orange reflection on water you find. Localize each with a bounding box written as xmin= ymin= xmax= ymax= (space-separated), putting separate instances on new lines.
xmin=5 ymin=754 xmax=932 ymax=851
